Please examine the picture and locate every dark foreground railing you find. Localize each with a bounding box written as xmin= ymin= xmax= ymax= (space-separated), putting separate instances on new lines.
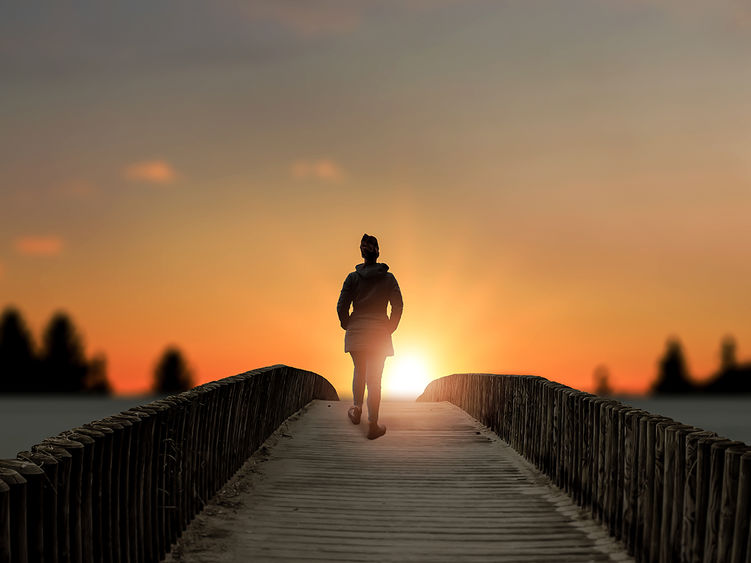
xmin=0 ymin=364 xmax=338 ymax=563
xmin=418 ymin=373 xmax=751 ymax=563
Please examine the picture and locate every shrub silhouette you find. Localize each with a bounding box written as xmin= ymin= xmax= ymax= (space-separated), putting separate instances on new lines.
xmin=153 ymin=346 xmax=194 ymax=394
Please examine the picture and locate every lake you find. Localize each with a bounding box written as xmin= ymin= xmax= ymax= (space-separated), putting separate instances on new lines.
xmin=1 ymin=395 xmax=750 ymax=458
xmin=0 ymin=395 xmax=156 ymax=458
xmin=619 ymin=395 xmax=751 ymax=444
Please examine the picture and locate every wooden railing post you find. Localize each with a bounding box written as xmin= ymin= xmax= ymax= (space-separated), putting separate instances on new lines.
xmin=80 ymin=423 xmax=113 ymax=563
xmin=717 ymin=446 xmax=751 ymax=563
xmin=60 ymin=432 xmax=95 ymax=563
xmin=0 ymin=468 xmax=27 ymax=563
xmin=0 ymin=479 xmax=9 ymax=563
xmin=659 ymin=423 xmax=695 ymax=563
xmin=703 ymin=440 xmax=745 ymax=563
xmin=40 ymin=438 xmax=84 ymax=563
xmin=0 ymin=461 xmax=44 ymax=563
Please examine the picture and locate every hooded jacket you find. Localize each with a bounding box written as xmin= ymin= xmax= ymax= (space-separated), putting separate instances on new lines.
xmin=336 ymin=262 xmax=403 ymax=356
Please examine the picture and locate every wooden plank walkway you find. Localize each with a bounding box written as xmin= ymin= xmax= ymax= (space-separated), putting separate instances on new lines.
xmin=167 ymin=401 xmax=632 ymax=562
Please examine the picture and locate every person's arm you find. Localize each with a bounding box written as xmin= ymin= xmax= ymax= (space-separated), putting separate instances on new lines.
xmin=336 ymin=273 xmax=356 ymax=330
xmin=388 ymin=275 xmax=403 ymax=334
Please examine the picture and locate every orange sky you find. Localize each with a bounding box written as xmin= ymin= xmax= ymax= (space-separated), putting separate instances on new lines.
xmin=2 ymin=1 xmax=750 ymax=397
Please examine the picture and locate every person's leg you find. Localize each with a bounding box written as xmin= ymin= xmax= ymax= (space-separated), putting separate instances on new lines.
xmin=351 ymin=351 xmax=366 ymax=409
xmin=365 ymin=353 xmax=386 ymax=423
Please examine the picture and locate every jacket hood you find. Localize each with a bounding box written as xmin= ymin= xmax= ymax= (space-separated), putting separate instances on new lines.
xmin=355 ymin=262 xmax=389 ymax=279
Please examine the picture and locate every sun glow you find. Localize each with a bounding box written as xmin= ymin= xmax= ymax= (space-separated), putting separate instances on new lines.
xmin=383 ymin=353 xmax=433 ymax=400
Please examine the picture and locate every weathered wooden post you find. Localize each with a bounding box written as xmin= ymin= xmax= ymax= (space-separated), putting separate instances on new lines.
xmin=717 ymin=446 xmax=751 ymax=563
xmin=41 ymin=437 xmax=84 ymax=563
xmin=614 ymin=403 xmax=629 ymax=539
xmin=600 ymin=400 xmax=613 ymax=529
xmin=703 ymin=440 xmax=744 ymax=563
xmin=61 ymin=432 xmax=95 ymax=563
xmin=32 ymin=445 xmax=72 ymax=563
xmin=110 ymin=412 xmax=140 ymax=563
xmin=120 ymin=408 xmax=150 ymax=563
xmin=691 ymin=435 xmax=728 ymax=563
xmin=180 ymin=393 xmax=200 ymax=524
xmin=636 ymin=414 xmax=669 ymax=563
xmin=580 ymin=395 xmax=594 ymax=510
xmin=0 ymin=460 xmax=44 ymax=563
xmin=162 ymin=396 xmax=182 ymax=550
xmin=71 ymin=427 xmax=106 ymax=563
xmin=17 ymin=451 xmax=59 ymax=563
xmin=731 ymin=452 xmax=751 ymax=562
xmin=0 ymin=469 xmax=26 ymax=563
xmin=173 ymin=393 xmax=193 ymax=540
xmin=621 ymin=409 xmax=642 ymax=555
xmin=127 ymin=405 xmax=158 ymax=563
xmin=605 ymin=401 xmax=623 ymax=536
xmin=92 ymin=418 xmax=124 ymax=563
xmin=541 ymin=382 xmax=553 ymax=477
xmin=681 ymin=430 xmax=717 ymax=563
xmin=142 ymin=399 xmax=170 ymax=561
xmin=567 ymin=390 xmax=579 ymax=496
xmin=0 ymin=479 xmax=9 ymax=563
xmin=593 ymin=397 xmax=608 ymax=523
xmin=648 ymin=419 xmax=674 ymax=562
xmin=658 ymin=423 xmax=695 ymax=563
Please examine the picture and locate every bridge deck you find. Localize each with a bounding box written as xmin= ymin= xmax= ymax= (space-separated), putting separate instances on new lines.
xmin=168 ymin=401 xmax=631 ymax=562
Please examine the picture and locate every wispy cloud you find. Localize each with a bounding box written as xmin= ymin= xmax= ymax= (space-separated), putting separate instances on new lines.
xmin=123 ymin=159 xmax=178 ymax=184
xmin=291 ymin=158 xmax=345 ymax=182
xmin=14 ymin=236 xmax=64 ymax=257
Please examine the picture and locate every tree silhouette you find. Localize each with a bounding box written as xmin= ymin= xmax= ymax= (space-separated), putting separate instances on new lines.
xmin=593 ymin=364 xmax=613 ymax=396
xmin=0 ymin=307 xmax=37 ymax=392
xmin=652 ymin=337 xmax=694 ymax=394
xmin=153 ymin=346 xmax=194 ymax=394
xmin=85 ymin=353 xmax=112 ymax=394
xmin=720 ymin=335 xmax=738 ymax=373
xmin=41 ymin=311 xmax=90 ymax=392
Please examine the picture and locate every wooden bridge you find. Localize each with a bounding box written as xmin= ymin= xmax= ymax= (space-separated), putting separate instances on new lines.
xmin=1 ymin=366 xmax=750 ymax=563
xmin=166 ymin=400 xmax=626 ymax=562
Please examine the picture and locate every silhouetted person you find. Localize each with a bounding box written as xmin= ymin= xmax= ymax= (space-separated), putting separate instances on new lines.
xmin=153 ymin=346 xmax=194 ymax=394
xmin=337 ymin=234 xmax=403 ymax=439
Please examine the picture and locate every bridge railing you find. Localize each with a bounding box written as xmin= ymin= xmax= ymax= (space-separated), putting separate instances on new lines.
xmin=0 ymin=364 xmax=338 ymax=563
xmin=418 ymin=373 xmax=751 ymax=563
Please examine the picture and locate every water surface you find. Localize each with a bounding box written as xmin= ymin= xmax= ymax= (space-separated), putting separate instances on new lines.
xmin=0 ymin=395 xmax=155 ymax=458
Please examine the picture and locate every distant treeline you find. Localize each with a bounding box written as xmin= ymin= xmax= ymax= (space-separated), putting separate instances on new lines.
xmin=652 ymin=335 xmax=751 ymax=394
xmin=0 ymin=306 xmax=194 ymax=394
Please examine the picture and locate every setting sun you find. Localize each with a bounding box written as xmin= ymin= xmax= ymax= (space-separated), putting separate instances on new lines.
xmin=383 ymin=354 xmax=433 ymax=400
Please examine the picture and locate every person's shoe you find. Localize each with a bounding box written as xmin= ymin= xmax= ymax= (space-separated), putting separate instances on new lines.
xmin=348 ymin=406 xmax=362 ymax=425
xmin=367 ymin=422 xmax=386 ymax=440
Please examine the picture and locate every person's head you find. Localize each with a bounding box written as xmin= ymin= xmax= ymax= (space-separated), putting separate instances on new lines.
xmin=360 ymin=234 xmax=379 ymax=263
